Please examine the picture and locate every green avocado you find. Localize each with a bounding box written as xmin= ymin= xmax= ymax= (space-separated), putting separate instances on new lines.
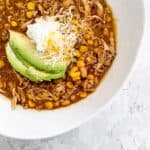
xmin=6 ymin=44 xmax=65 ymax=82
xmin=9 ymin=30 xmax=68 ymax=73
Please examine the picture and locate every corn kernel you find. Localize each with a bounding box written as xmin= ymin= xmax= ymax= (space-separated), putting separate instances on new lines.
xmin=27 ymin=2 xmax=35 ymax=10
xmin=87 ymin=74 xmax=94 ymax=80
xmin=70 ymin=95 xmax=76 ymax=101
xmin=94 ymin=48 xmax=99 ymax=53
xmin=77 ymin=60 xmax=85 ymax=68
xmin=103 ymin=28 xmax=109 ymax=37
xmin=28 ymin=100 xmax=35 ymax=108
xmin=0 ymin=60 xmax=4 ymax=69
xmin=71 ymin=19 xmax=78 ymax=25
xmin=79 ymin=92 xmax=88 ymax=98
xmin=53 ymin=96 xmax=59 ymax=101
xmin=11 ymin=21 xmax=18 ymax=27
xmin=26 ymin=11 xmax=33 ymax=18
xmin=54 ymin=101 xmax=60 ymax=107
xmin=70 ymin=66 xmax=78 ymax=73
xmin=106 ymin=16 xmax=112 ymax=22
xmin=66 ymin=82 xmax=73 ymax=88
xmin=45 ymin=102 xmax=53 ymax=109
xmin=80 ymin=67 xmax=87 ymax=78
xmin=79 ymin=46 xmax=88 ymax=53
xmin=105 ymin=7 xmax=111 ymax=13
xmin=87 ymin=40 xmax=94 ymax=45
xmin=61 ymin=100 xmax=70 ymax=106
xmin=70 ymin=72 xmax=80 ymax=78
xmin=75 ymin=51 xmax=81 ymax=57
xmin=4 ymin=23 xmax=10 ymax=29
xmin=72 ymin=76 xmax=80 ymax=81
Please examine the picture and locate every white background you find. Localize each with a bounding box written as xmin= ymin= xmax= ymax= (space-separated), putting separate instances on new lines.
xmin=0 ymin=0 xmax=150 ymax=149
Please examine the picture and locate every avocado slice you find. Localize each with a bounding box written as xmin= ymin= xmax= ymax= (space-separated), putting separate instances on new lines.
xmin=6 ymin=44 xmax=65 ymax=82
xmin=9 ymin=30 xmax=68 ymax=73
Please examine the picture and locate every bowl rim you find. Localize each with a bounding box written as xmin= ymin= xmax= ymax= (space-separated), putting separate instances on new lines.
xmin=0 ymin=0 xmax=146 ymax=140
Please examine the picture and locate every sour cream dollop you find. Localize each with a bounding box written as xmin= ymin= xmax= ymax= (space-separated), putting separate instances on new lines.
xmin=26 ymin=16 xmax=78 ymax=64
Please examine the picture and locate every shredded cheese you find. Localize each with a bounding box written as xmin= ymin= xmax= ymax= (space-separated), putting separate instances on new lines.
xmin=26 ymin=9 xmax=78 ymax=65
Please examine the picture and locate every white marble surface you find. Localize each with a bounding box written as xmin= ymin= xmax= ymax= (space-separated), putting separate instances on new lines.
xmin=0 ymin=1 xmax=150 ymax=150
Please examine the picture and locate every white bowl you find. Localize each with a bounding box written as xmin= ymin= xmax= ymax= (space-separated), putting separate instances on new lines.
xmin=0 ymin=0 xmax=145 ymax=140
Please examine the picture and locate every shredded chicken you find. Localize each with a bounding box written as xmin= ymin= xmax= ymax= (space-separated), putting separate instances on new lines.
xmin=81 ymin=0 xmax=91 ymax=15
xmin=0 ymin=89 xmax=6 ymax=94
xmin=11 ymin=88 xmax=19 ymax=109
xmin=94 ymin=0 xmax=104 ymax=16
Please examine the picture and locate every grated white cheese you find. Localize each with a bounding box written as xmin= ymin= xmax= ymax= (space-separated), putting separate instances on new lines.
xmin=26 ymin=14 xmax=78 ymax=65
